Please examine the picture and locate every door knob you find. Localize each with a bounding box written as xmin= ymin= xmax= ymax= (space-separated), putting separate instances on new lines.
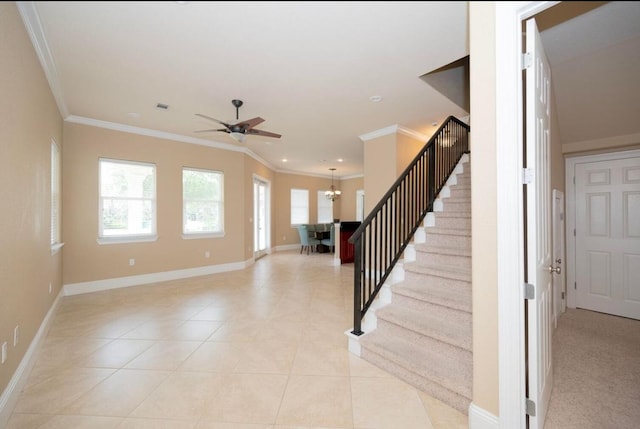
xmin=548 ymin=265 xmax=561 ymax=274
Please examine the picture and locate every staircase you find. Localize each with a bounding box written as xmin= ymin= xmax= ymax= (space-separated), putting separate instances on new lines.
xmin=356 ymin=155 xmax=472 ymax=414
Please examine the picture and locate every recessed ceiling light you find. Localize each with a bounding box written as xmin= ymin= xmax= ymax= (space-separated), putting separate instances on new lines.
xmin=282 ymin=158 xmax=288 ymax=163
xmin=369 ymin=95 xmax=383 ymax=103
xmin=337 ymin=158 xmax=344 ymax=162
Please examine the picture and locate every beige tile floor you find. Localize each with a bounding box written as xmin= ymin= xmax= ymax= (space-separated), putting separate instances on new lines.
xmin=6 ymin=250 xmax=468 ymax=429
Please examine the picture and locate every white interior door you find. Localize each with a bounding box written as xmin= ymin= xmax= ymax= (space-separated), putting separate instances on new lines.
xmin=575 ymin=155 xmax=640 ymax=320
xmin=253 ymin=177 xmax=269 ymax=258
xmin=553 ymin=189 xmax=566 ymax=327
xmin=525 ymin=17 xmax=554 ymax=429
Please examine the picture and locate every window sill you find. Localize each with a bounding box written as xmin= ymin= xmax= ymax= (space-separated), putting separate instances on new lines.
xmin=182 ymin=232 xmax=225 ymax=240
xmin=97 ymin=235 xmax=158 ymax=245
xmin=51 ymin=242 xmax=65 ymax=255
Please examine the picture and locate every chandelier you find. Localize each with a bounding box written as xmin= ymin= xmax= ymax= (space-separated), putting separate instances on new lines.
xmin=325 ymin=168 xmax=342 ymax=201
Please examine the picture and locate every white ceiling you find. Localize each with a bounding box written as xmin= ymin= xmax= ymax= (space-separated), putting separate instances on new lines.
xmin=538 ymin=1 xmax=640 ymax=145
xmin=17 ymin=1 xmax=640 ymax=178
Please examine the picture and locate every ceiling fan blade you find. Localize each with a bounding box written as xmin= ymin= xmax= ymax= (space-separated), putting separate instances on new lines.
xmin=235 ymin=117 xmax=265 ymax=130
xmin=195 ymin=113 xmax=231 ymax=128
xmin=194 ymin=128 xmax=229 ymax=133
xmin=247 ymin=128 xmax=282 ymax=139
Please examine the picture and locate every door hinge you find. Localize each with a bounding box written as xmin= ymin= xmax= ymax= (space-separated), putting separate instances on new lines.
xmin=522 ymin=52 xmax=532 ymax=70
xmin=524 ymin=283 xmax=535 ymax=300
xmin=573 ymin=176 xmax=576 ymax=184
xmin=561 ymin=291 xmax=565 ymax=299
xmin=526 ymin=398 xmax=536 ymax=416
xmin=575 ymin=282 xmax=577 ymax=290
xmin=574 ymin=228 xmax=576 ymax=237
xmin=523 ymin=168 xmax=534 ymax=184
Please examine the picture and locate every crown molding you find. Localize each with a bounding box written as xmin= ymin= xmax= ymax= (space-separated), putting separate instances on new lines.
xmin=17 ymin=1 xmax=69 ymax=118
xmin=359 ymin=124 xmax=428 ymax=142
xmin=64 ymin=115 xmax=277 ymax=170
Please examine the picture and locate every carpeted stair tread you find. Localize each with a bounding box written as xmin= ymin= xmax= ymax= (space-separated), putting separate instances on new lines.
xmin=413 ymin=243 xmax=472 ymax=257
xmin=404 ymin=261 xmax=471 ymax=282
xmin=376 ymin=305 xmax=472 ymax=351
xmin=395 ymin=276 xmax=472 ymax=313
xmin=360 ymin=331 xmax=472 ymax=400
xmin=432 ymin=211 xmax=470 ymax=219
xmin=426 ymin=228 xmax=471 ymax=238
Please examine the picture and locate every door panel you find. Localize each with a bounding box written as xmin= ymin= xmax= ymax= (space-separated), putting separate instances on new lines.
xmin=575 ymin=156 xmax=640 ymax=319
xmin=525 ymin=17 xmax=553 ymax=429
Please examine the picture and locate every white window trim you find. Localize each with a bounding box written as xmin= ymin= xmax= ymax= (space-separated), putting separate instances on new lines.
xmin=97 ymin=235 xmax=158 ymax=245
xmin=181 ymin=232 xmax=225 ymax=240
xmin=98 ymin=158 xmax=157 ymax=241
xmin=51 ymin=138 xmax=62 ymax=251
xmin=182 ymin=167 xmax=224 ymax=237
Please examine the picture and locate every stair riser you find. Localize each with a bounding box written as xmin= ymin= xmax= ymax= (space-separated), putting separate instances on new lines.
xmin=425 ymin=233 xmax=470 ymax=248
xmin=429 ymin=215 xmax=471 ymax=230
xmin=376 ymin=312 xmax=472 ymax=352
xmin=401 ymin=276 xmax=471 ymax=312
xmin=392 ymin=288 xmax=472 ymax=316
xmin=361 ymin=348 xmax=471 ymax=414
xmin=403 ymin=270 xmax=472 ymax=289
xmin=413 ymin=251 xmax=471 ymax=270
xmin=441 ymin=195 xmax=471 ymax=203
xmin=390 ymin=292 xmax=472 ymax=324
xmin=448 ymin=190 xmax=470 ymax=200
xmin=361 ymin=344 xmax=472 ymax=398
xmin=441 ymin=202 xmax=471 ymax=212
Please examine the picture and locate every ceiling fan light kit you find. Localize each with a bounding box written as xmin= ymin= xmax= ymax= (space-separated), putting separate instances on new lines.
xmin=195 ymin=99 xmax=281 ymax=142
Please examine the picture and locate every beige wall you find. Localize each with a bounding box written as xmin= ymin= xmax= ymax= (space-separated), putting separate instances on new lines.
xmin=363 ymin=131 xmax=425 ymax=214
xmin=0 ymin=2 xmax=63 ymax=396
xmin=363 ymin=134 xmax=397 ymax=213
xmin=469 ymin=2 xmax=499 ymax=416
xmin=273 ymin=172 xmax=335 ymax=247
xmin=396 ymin=133 xmax=425 ymax=176
xmin=62 ymin=123 xmax=248 ymax=285
xmin=336 ymin=176 xmax=364 ymax=222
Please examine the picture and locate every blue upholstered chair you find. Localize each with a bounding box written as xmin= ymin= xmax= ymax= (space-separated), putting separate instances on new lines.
xmin=297 ymin=225 xmax=320 ymax=255
xmin=321 ymin=223 xmax=335 ymax=252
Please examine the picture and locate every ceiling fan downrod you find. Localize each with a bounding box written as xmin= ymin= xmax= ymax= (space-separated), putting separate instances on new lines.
xmin=231 ymin=99 xmax=243 ymax=120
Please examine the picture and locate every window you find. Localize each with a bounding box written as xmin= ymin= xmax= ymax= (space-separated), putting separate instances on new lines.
xmin=99 ymin=158 xmax=156 ymax=241
xmin=182 ymin=167 xmax=224 ymax=236
xmin=290 ymin=189 xmax=309 ymax=225
xmin=317 ymin=191 xmax=333 ymax=223
xmin=51 ymin=139 xmax=62 ymax=249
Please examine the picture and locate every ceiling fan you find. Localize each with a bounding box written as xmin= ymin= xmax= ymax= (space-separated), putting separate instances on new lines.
xmin=195 ymin=99 xmax=281 ymax=143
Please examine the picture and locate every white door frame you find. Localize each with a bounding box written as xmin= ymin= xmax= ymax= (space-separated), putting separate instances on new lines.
xmin=253 ymin=174 xmax=271 ymax=259
xmin=552 ymin=189 xmax=566 ymax=326
xmin=565 ymin=148 xmax=640 ymax=311
xmin=493 ymin=2 xmax=560 ymax=428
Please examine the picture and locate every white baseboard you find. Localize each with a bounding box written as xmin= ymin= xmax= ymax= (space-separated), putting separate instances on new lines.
xmin=274 ymin=244 xmax=300 ymax=252
xmin=64 ymin=260 xmax=249 ymax=296
xmin=469 ymin=403 xmax=499 ymax=429
xmin=0 ymin=289 xmax=63 ymax=427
